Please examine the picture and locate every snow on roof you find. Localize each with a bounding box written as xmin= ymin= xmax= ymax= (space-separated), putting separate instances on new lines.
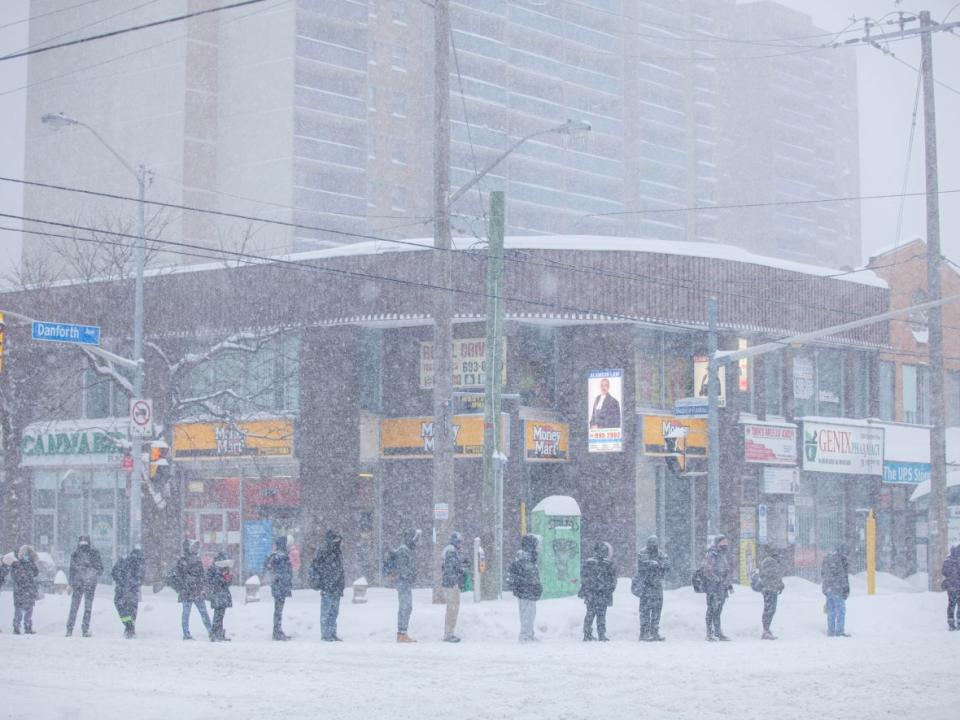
xmin=909 ymin=470 xmax=960 ymax=502
xmin=141 ymin=235 xmax=887 ymax=288
xmin=532 ymin=495 xmax=582 ymax=517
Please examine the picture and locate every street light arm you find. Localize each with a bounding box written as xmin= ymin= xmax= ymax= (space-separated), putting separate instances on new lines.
xmin=75 ymin=120 xmax=141 ymax=183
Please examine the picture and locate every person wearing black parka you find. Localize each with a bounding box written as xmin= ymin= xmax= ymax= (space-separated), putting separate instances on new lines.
xmin=206 ymin=552 xmax=234 ymax=642
xmin=579 ymin=541 xmax=617 ymax=641
xmin=265 ymin=536 xmax=293 ymax=640
xmin=310 ymin=530 xmax=345 ymax=641
xmin=11 ymin=546 xmax=39 ymax=635
xmin=112 ymin=548 xmax=145 ymax=638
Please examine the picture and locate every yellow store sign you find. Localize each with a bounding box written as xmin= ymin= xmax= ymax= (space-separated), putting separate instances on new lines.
xmin=173 ymin=419 xmax=294 ymax=460
xmin=640 ymin=415 xmax=707 ymax=458
xmin=381 ymin=415 xmax=502 ymax=459
xmin=524 ymin=420 xmax=569 ymax=463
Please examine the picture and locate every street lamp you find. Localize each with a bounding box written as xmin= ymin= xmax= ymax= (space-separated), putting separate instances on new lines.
xmin=42 ymin=111 xmax=148 ymax=550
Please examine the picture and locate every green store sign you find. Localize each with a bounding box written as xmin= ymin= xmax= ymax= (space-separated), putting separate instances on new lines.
xmin=22 ymin=430 xmax=125 ymax=458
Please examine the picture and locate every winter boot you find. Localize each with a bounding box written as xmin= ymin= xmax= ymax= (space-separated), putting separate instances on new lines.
xmin=24 ymin=625 xmax=35 ymax=635
xmin=706 ymin=632 xmax=716 ymax=641
xmin=949 ymin=620 xmax=957 ymax=631
xmin=762 ymin=630 xmax=776 ymax=640
xmin=273 ymin=630 xmax=291 ymax=641
xmin=396 ymin=632 xmax=416 ymax=643
xmin=598 ymin=634 xmax=610 ymax=642
xmin=12 ymin=625 xmax=20 ymax=635
xmin=82 ymin=629 xmax=92 ymax=638
xmin=715 ymin=632 xmax=731 ymax=641
xmin=443 ymin=634 xmax=461 ymax=643
xmin=183 ymin=632 xmax=194 ymax=640
xmin=123 ymin=623 xmax=135 ymax=639
xmin=583 ymin=633 xmax=595 ymax=641
xmin=650 ymin=633 xmax=665 ymax=642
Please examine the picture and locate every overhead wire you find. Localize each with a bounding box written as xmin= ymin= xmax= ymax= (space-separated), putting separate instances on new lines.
xmin=0 ymin=0 xmax=104 ymax=31
xmin=894 ymin=67 xmax=924 ymax=249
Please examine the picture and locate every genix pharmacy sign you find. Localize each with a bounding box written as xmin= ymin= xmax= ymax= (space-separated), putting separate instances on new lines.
xmin=802 ymin=421 xmax=884 ymax=476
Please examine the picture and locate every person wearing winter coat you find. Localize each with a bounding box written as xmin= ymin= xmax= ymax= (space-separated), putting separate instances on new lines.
xmin=111 ymin=548 xmax=145 ymax=638
xmin=821 ymin=545 xmax=851 ymax=637
xmin=943 ymin=544 xmax=960 ymax=631
xmin=11 ymin=546 xmax=39 ymax=634
xmin=310 ymin=530 xmax=345 ymax=641
xmin=265 ymin=536 xmax=293 ymax=640
xmin=170 ymin=539 xmax=213 ymax=640
xmin=66 ymin=535 xmax=103 ymax=637
xmin=441 ymin=532 xmax=469 ymax=643
xmin=703 ymin=534 xmax=733 ymax=641
xmin=206 ymin=553 xmax=233 ymax=642
xmin=393 ymin=528 xmax=421 ymax=643
xmin=580 ymin=541 xmax=617 ymax=641
xmin=757 ymin=549 xmax=785 ymax=640
xmin=507 ymin=534 xmax=543 ymax=642
xmin=635 ymin=535 xmax=670 ymax=642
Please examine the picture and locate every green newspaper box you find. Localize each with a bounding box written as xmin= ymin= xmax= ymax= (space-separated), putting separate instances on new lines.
xmin=530 ymin=495 xmax=581 ymax=599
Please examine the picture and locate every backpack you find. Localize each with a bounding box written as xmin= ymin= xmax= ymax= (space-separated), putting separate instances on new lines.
xmin=750 ymin=569 xmax=763 ymax=593
xmin=630 ymin=575 xmax=644 ymax=597
xmin=506 ymin=557 xmax=522 ymax=592
xmin=382 ymin=548 xmax=399 ymax=583
xmin=308 ymin=554 xmax=323 ymax=591
xmin=691 ymin=568 xmax=706 ymax=593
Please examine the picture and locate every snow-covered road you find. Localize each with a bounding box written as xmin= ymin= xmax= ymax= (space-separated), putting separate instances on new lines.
xmin=0 ymin=573 xmax=953 ymax=720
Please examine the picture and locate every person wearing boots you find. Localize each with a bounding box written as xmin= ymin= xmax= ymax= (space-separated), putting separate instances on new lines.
xmin=170 ymin=539 xmax=213 ymax=640
xmin=821 ymin=544 xmax=851 ymax=637
xmin=703 ymin=535 xmax=733 ymax=641
xmin=206 ymin=552 xmax=233 ymax=642
xmin=942 ymin=544 xmax=960 ymax=631
xmin=635 ymin=535 xmax=670 ymax=641
xmin=66 ymin=535 xmax=103 ymax=637
xmin=394 ymin=528 xmax=421 ymax=643
xmin=265 ymin=536 xmax=293 ymax=640
xmin=111 ymin=548 xmax=144 ymax=638
xmin=757 ymin=548 xmax=785 ymax=640
xmin=507 ymin=534 xmax=543 ymax=642
xmin=578 ymin=541 xmax=616 ymax=641
xmin=310 ymin=530 xmax=345 ymax=641
xmin=441 ymin=532 xmax=468 ymax=643
xmin=11 ymin=546 xmax=39 ymax=635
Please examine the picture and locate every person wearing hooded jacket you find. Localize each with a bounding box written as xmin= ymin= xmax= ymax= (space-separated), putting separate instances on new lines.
xmin=310 ymin=530 xmax=345 ymax=641
xmin=111 ymin=548 xmax=145 ymax=638
xmin=170 ymin=539 xmax=213 ymax=640
xmin=757 ymin=549 xmax=785 ymax=640
xmin=11 ymin=546 xmax=39 ymax=635
xmin=703 ymin=534 xmax=733 ymax=641
xmin=394 ymin=528 xmax=421 ymax=643
xmin=579 ymin=541 xmax=617 ymax=641
xmin=943 ymin=544 xmax=960 ymax=631
xmin=635 ymin=535 xmax=670 ymax=641
xmin=265 ymin=536 xmax=294 ymax=640
xmin=507 ymin=534 xmax=543 ymax=642
xmin=206 ymin=552 xmax=233 ymax=642
xmin=441 ymin=532 xmax=469 ymax=643
xmin=821 ymin=545 xmax=851 ymax=637
xmin=66 ymin=535 xmax=103 ymax=637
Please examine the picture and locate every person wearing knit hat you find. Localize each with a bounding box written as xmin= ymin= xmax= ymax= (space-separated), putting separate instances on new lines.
xmin=66 ymin=535 xmax=103 ymax=637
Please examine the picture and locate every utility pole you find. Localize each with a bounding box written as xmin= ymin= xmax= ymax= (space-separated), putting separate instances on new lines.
xmin=706 ymin=297 xmax=720 ymax=540
xmin=481 ymin=191 xmax=505 ymax=600
xmin=431 ymin=0 xmax=455 ymax=603
xmin=130 ymin=164 xmax=147 ymax=551
xmin=920 ymin=10 xmax=947 ymax=592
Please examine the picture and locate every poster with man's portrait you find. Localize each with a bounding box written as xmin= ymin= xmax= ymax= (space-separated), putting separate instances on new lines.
xmin=587 ymin=369 xmax=623 ymax=453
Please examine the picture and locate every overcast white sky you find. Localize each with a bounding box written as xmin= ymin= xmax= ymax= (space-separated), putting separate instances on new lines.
xmin=0 ymin=0 xmax=958 ymax=275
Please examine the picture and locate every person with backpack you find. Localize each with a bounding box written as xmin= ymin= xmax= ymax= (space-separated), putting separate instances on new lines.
xmin=634 ymin=535 xmax=670 ymax=642
xmin=507 ymin=534 xmax=543 ymax=642
xmin=11 ymin=545 xmax=39 ymax=635
xmin=755 ymin=548 xmax=785 ymax=640
xmin=66 ymin=535 xmax=103 ymax=637
xmin=579 ymin=541 xmax=616 ymax=641
xmin=309 ymin=530 xmax=345 ymax=641
xmin=943 ymin=544 xmax=960 ymax=631
xmin=441 ymin=532 xmax=468 ymax=643
xmin=387 ymin=528 xmax=420 ymax=643
xmin=703 ymin=534 xmax=733 ymax=641
xmin=206 ymin=552 xmax=233 ymax=642
xmin=265 ymin=536 xmax=294 ymax=640
xmin=171 ymin=539 xmax=213 ymax=640
xmin=111 ymin=548 xmax=145 ymax=638
xmin=821 ymin=544 xmax=850 ymax=637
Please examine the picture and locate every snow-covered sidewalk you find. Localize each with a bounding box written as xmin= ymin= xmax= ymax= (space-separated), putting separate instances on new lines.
xmin=0 ymin=573 xmax=954 ymax=720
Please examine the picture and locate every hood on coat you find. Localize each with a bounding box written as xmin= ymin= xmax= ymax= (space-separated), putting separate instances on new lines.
xmin=404 ymin=528 xmax=422 ymax=548
xmin=521 ymin=534 xmax=540 ymax=553
xmin=274 ymin=535 xmax=288 ymax=552
xmin=645 ymin=535 xmax=659 ymax=554
xmin=951 ymin=545 xmax=960 ymax=559
xmin=325 ymin=530 xmax=342 ymax=549
xmin=449 ymin=532 xmax=463 ymax=549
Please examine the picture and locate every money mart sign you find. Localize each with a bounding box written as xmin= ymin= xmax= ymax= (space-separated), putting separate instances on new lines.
xmin=802 ymin=421 xmax=884 ymax=476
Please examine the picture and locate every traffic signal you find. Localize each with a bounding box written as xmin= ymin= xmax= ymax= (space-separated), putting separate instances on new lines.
xmin=148 ymin=439 xmax=170 ymax=479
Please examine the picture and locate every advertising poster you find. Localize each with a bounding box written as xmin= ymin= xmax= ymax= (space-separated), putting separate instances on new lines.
xmin=802 ymin=421 xmax=884 ymax=476
xmin=739 ymin=539 xmax=757 ymax=586
xmin=419 ymin=337 xmax=507 ymax=389
xmin=588 ymin=369 xmax=623 ymax=453
xmin=744 ymin=424 xmax=797 ymax=465
xmin=243 ymin=519 xmax=274 ymax=573
xmin=762 ymin=466 xmax=801 ymax=494
xmin=693 ymin=355 xmax=726 ymax=407
xmin=524 ymin=420 xmax=569 ymax=462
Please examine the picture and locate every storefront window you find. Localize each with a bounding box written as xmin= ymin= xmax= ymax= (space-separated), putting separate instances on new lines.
xmin=634 ymin=330 xmax=693 ymax=411
xmin=516 ymin=326 xmax=556 ymax=407
xmin=816 ymin=349 xmax=843 ymax=417
xmin=84 ymin=368 xmax=112 ymax=419
xmin=878 ymin=361 xmax=895 ymax=421
xmin=763 ymin=353 xmax=783 ymax=416
xmin=635 ymin=329 xmax=661 ymax=409
xmin=664 ymin=333 xmax=693 ymax=409
xmin=948 ymin=370 xmax=960 ymax=427
xmin=903 ymin=364 xmax=929 ymax=424
xmin=793 ymin=353 xmax=816 ymax=417
xmin=850 ymin=353 xmax=871 ymax=419
xmin=360 ymin=328 xmax=383 ymax=411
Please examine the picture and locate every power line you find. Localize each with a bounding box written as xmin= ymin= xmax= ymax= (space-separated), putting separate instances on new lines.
xmin=895 ymin=67 xmax=924 ymax=248
xmin=0 ymin=0 xmax=103 ymax=31
xmin=0 ymin=0 xmax=268 ymax=62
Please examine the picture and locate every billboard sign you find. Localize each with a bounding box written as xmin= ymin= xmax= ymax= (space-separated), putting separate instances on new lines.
xmin=588 ymin=369 xmax=623 ymax=453
xmin=802 ymin=421 xmax=884 ymax=476
xmin=744 ymin=423 xmax=797 ymax=465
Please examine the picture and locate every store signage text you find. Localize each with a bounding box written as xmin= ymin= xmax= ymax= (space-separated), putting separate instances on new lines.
xmin=744 ymin=424 xmax=797 ymax=465
xmin=420 ymin=337 xmax=507 ymax=389
xmin=525 ymin=420 xmax=569 ymax=462
xmin=802 ymin=421 xmax=884 ymax=476
xmin=21 ymin=430 xmax=124 ymax=458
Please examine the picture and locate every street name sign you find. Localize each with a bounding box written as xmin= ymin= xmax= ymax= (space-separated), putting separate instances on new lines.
xmin=32 ymin=321 xmax=101 ymax=346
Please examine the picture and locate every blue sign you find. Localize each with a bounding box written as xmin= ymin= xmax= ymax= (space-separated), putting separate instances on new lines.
xmin=32 ymin=321 xmax=101 ymax=346
xmin=882 ymin=461 xmax=931 ymax=486
xmin=674 ymin=397 xmax=709 ymax=418
xmin=243 ymin=519 xmax=274 ymax=574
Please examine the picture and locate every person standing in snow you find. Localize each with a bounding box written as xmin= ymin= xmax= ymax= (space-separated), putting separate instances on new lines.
xmin=111 ymin=547 xmax=145 ymax=638
xmin=756 ymin=548 xmax=785 ymax=640
xmin=393 ymin=528 xmax=421 ymax=643
xmin=206 ymin=552 xmax=233 ymax=642
xmin=309 ymin=530 xmax=345 ymax=641
xmin=821 ymin=544 xmax=851 ymax=637
xmin=703 ymin=534 xmax=733 ymax=641
xmin=170 ymin=539 xmax=213 ymax=640
xmin=579 ymin=541 xmax=617 ymax=641
xmin=11 ymin=545 xmax=39 ymax=635
xmin=265 ymin=536 xmax=293 ymax=640
xmin=507 ymin=534 xmax=543 ymax=642
xmin=634 ymin=535 xmax=670 ymax=641
xmin=441 ymin=532 xmax=468 ymax=643
xmin=66 ymin=535 xmax=103 ymax=637
xmin=943 ymin=545 xmax=960 ymax=631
